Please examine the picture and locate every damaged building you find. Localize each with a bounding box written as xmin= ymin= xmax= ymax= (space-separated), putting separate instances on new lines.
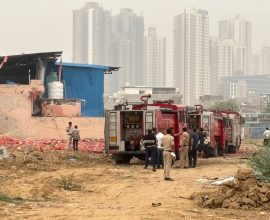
xmin=0 ymin=52 xmax=118 ymax=139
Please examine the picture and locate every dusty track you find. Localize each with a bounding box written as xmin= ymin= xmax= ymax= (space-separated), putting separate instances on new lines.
xmin=0 ymin=147 xmax=269 ymax=220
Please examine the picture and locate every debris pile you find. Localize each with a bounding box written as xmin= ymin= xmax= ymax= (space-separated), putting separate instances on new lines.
xmin=0 ymin=135 xmax=104 ymax=153
xmin=200 ymin=168 xmax=270 ymax=210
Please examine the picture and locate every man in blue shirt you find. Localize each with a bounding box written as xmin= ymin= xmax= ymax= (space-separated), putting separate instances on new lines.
xmin=143 ymin=129 xmax=157 ymax=171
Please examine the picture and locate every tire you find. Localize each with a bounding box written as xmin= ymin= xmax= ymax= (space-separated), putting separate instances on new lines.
xmin=114 ymin=154 xmax=131 ymax=164
xmin=115 ymin=159 xmax=124 ymax=164
xmin=228 ymin=145 xmax=237 ymax=154
xmin=218 ymin=146 xmax=225 ymax=156
xmin=135 ymin=153 xmax=145 ymax=161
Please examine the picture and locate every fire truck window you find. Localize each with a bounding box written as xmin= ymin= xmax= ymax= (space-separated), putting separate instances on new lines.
xmin=179 ymin=112 xmax=185 ymax=122
xmin=145 ymin=112 xmax=153 ymax=130
xmin=109 ymin=113 xmax=117 ymax=144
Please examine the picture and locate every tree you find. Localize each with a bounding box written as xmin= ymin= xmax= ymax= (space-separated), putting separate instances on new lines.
xmin=211 ymin=101 xmax=239 ymax=111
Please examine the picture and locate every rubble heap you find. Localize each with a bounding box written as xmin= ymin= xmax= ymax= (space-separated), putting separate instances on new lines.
xmin=0 ymin=135 xmax=104 ymax=153
xmin=200 ymin=168 xmax=270 ymax=210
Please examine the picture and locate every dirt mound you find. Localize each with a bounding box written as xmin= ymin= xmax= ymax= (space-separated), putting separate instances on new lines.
xmin=199 ymin=168 xmax=270 ymax=210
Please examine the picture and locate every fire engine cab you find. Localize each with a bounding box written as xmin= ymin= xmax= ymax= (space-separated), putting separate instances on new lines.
xmin=105 ymin=95 xmax=179 ymax=164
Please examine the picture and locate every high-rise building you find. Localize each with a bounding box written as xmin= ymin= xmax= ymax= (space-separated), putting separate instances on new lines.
xmin=72 ymin=2 xmax=111 ymax=65
xmin=173 ymin=8 xmax=210 ymax=105
xmin=219 ymin=15 xmax=252 ymax=75
xmin=109 ymin=9 xmax=144 ymax=94
xmin=261 ymin=46 xmax=270 ymax=75
xmin=144 ymin=27 xmax=166 ymax=86
xmin=73 ymin=3 xmax=113 ymax=95
xmin=251 ymin=52 xmax=261 ymax=75
xmin=209 ymin=37 xmax=219 ymax=95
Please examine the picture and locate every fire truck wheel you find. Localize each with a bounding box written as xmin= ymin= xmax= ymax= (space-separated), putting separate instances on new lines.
xmin=115 ymin=158 xmax=130 ymax=164
xmin=114 ymin=155 xmax=131 ymax=164
xmin=218 ymin=147 xmax=225 ymax=156
xmin=228 ymin=145 xmax=237 ymax=154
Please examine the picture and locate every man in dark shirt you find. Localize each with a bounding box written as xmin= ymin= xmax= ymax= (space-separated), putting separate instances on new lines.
xmin=189 ymin=128 xmax=199 ymax=168
xmin=198 ymin=128 xmax=206 ymax=157
xmin=143 ymin=129 xmax=157 ymax=171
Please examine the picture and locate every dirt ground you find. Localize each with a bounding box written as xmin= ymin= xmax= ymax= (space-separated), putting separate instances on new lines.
xmin=0 ymin=144 xmax=269 ymax=220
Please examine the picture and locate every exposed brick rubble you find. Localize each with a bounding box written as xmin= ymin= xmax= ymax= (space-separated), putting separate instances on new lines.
xmin=200 ymin=168 xmax=270 ymax=210
xmin=0 ymin=134 xmax=104 ymax=153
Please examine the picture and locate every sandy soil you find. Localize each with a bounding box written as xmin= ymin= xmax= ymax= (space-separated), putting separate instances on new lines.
xmin=0 ymin=147 xmax=269 ymax=220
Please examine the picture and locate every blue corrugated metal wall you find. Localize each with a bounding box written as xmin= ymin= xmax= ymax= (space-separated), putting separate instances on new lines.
xmin=62 ymin=66 xmax=104 ymax=117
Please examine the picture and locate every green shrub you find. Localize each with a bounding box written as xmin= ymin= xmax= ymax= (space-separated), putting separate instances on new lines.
xmin=0 ymin=194 xmax=22 ymax=203
xmin=250 ymin=143 xmax=270 ymax=179
xmin=58 ymin=173 xmax=82 ymax=191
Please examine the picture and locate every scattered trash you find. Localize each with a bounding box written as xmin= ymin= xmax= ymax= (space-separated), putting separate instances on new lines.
xmin=212 ymin=176 xmax=235 ymax=186
xmin=199 ymin=168 xmax=270 ymax=210
xmin=196 ymin=178 xmax=211 ymax=185
xmin=152 ymin=202 xmax=162 ymax=207
xmin=196 ymin=175 xmax=235 ymax=186
xmin=69 ymin=158 xmax=77 ymax=162
xmin=0 ymin=146 xmax=8 ymax=159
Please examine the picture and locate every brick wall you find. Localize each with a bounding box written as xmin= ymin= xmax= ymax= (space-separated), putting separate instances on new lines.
xmin=0 ymin=83 xmax=104 ymax=139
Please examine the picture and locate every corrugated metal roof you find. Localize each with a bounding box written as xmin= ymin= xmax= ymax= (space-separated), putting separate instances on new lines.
xmin=57 ymin=62 xmax=119 ymax=72
xmin=0 ymin=51 xmax=62 ymax=67
xmin=62 ymin=65 xmax=105 ymax=117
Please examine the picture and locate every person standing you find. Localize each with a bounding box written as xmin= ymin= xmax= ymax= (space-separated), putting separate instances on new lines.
xmin=198 ymin=128 xmax=206 ymax=158
xmin=189 ymin=128 xmax=199 ymax=168
xmin=203 ymin=132 xmax=210 ymax=158
xmin=156 ymin=128 xmax=165 ymax=169
xmin=143 ymin=129 xmax=157 ymax=171
xmin=179 ymin=127 xmax=190 ymax=168
xmin=66 ymin=121 xmax=73 ymax=150
xmin=263 ymin=128 xmax=270 ymax=146
xmin=71 ymin=125 xmax=80 ymax=151
xmin=162 ymin=128 xmax=175 ymax=181
xmin=152 ymin=127 xmax=158 ymax=167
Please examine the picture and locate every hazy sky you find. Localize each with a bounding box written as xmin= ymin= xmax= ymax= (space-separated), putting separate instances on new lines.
xmin=1 ymin=0 xmax=270 ymax=65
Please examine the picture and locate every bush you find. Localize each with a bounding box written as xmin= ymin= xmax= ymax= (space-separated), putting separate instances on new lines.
xmin=250 ymin=143 xmax=270 ymax=179
xmin=0 ymin=194 xmax=22 ymax=204
xmin=58 ymin=173 xmax=82 ymax=191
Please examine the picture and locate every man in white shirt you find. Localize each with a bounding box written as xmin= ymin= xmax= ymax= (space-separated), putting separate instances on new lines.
xmin=156 ymin=128 xmax=165 ymax=169
xmin=263 ymin=128 xmax=270 ymax=146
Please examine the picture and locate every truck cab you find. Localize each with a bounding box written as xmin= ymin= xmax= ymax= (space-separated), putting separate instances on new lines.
xmin=105 ymin=106 xmax=179 ymax=164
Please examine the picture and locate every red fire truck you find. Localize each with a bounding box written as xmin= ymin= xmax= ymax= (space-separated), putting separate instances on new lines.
xmin=186 ymin=106 xmax=244 ymax=156
xmin=105 ymin=95 xmax=183 ymax=163
xmin=105 ymin=96 xmax=244 ymax=163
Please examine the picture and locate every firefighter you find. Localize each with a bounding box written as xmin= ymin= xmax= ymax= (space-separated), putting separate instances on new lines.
xmin=66 ymin=121 xmax=73 ymax=150
xmin=179 ymin=127 xmax=190 ymax=168
xmin=143 ymin=129 xmax=157 ymax=171
xmin=189 ymin=128 xmax=199 ymax=168
xmin=162 ymin=128 xmax=175 ymax=181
